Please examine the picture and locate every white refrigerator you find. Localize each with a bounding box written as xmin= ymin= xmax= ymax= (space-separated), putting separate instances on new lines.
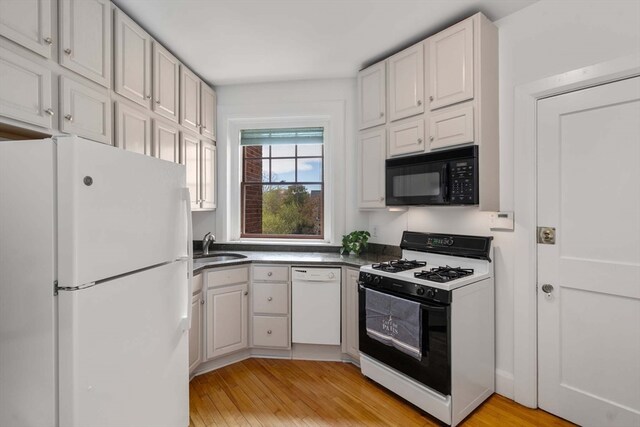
xmin=0 ymin=136 xmax=192 ymax=427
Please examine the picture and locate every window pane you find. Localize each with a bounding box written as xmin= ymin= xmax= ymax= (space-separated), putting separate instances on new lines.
xmin=271 ymin=144 xmax=296 ymax=158
xmin=271 ymin=159 xmax=296 ymax=182
xmin=297 ymin=158 xmax=322 ymax=182
xmin=297 ymin=144 xmax=323 ymax=157
xmin=244 ymin=145 xmax=267 ymax=158
xmin=244 ymin=159 xmax=269 ymax=182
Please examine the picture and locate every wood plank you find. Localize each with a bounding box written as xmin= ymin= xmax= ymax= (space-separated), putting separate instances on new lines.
xmin=190 ymin=359 xmax=576 ymax=427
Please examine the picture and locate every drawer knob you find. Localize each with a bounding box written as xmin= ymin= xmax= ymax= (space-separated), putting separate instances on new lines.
xmin=267 ymin=296 xmax=273 ymax=301
xmin=267 ymin=272 xmax=273 ymax=277
xmin=417 ymin=138 xmax=423 ymax=144
xmin=243 ymin=291 xmax=248 ymax=296
xmin=267 ymin=330 xmax=272 ymax=335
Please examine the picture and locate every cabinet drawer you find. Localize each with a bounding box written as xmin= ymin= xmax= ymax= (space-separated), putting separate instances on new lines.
xmin=428 ymin=102 xmax=474 ymax=150
xmin=252 ymin=316 xmax=289 ymax=348
xmin=253 ymin=265 xmax=289 ymax=282
xmin=253 ymin=282 xmax=288 ymax=315
xmin=207 ymin=267 xmax=248 ymax=287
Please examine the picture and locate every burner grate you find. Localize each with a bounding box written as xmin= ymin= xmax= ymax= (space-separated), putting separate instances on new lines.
xmin=371 ymin=259 xmax=427 ymax=273
xmin=414 ymin=266 xmax=474 ymax=283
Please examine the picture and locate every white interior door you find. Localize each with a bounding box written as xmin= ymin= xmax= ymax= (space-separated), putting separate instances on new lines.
xmin=537 ymin=76 xmax=640 ymax=427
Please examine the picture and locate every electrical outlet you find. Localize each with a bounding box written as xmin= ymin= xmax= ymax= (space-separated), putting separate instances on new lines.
xmin=372 ymin=225 xmax=378 ymax=237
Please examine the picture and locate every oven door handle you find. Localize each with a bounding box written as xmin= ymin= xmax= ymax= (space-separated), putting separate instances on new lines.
xmin=359 ymin=284 xmax=448 ymax=311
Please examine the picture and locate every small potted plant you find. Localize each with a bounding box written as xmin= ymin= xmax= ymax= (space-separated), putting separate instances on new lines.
xmin=340 ymin=230 xmax=371 ymax=256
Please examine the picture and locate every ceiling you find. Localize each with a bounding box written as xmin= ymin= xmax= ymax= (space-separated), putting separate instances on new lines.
xmin=113 ymin=0 xmax=537 ymax=86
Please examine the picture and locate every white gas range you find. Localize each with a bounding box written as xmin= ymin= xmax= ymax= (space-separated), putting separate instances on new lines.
xmin=358 ymin=231 xmax=495 ymax=427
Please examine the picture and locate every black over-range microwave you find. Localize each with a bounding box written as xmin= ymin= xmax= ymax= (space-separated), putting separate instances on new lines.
xmin=385 ymin=146 xmax=479 ymax=206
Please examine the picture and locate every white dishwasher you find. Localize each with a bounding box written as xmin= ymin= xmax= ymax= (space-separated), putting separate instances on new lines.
xmin=291 ymin=267 xmax=342 ymax=345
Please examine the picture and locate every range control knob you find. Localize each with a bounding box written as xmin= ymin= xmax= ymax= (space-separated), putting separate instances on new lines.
xmin=372 ymin=276 xmax=381 ymax=286
xmin=444 ymin=237 xmax=454 ymax=246
xmin=425 ymin=288 xmax=435 ymax=298
xmin=416 ymin=287 xmax=425 ymax=296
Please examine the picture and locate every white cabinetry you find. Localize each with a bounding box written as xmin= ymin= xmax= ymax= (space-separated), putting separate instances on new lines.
xmin=388 ymin=118 xmax=425 ymax=157
xmin=428 ymin=18 xmax=473 ymax=110
xmin=114 ymin=101 xmax=151 ymax=155
xmin=428 ymin=102 xmax=474 ymax=149
xmin=114 ymin=9 xmax=152 ymax=108
xmin=189 ymin=273 xmax=203 ymax=373
xmin=180 ymin=66 xmax=200 ymax=133
xmin=388 ymin=43 xmax=424 ymax=122
xmin=181 ymin=132 xmax=200 ymax=210
xmin=181 ymin=132 xmax=216 ymax=211
xmin=200 ymin=83 xmax=216 ymax=140
xmin=200 ymin=140 xmax=216 ymax=210
xmin=59 ymin=0 xmax=111 ymax=87
xmin=0 ymin=0 xmax=52 ymax=58
xmin=342 ymin=268 xmax=360 ymax=362
xmin=205 ymin=266 xmax=249 ymax=360
xmin=358 ymin=128 xmax=386 ymax=209
xmin=60 ymin=76 xmax=110 ymax=144
xmin=152 ymin=42 xmax=179 ymax=122
xmin=358 ymin=61 xmax=386 ymax=130
xmin=153 ymin=119 xmax=180 ymax=163
xmin=251 ymin=265 xmax=290 ymax=349
xmin=0 ymin=46 xmax=53 ymax=128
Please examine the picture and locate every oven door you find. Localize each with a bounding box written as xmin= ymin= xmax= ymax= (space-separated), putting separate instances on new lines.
xmin=385 ymin=157 xmax=448 ymax=205
xmin=358 ymin=284 xmax=451 ymax=396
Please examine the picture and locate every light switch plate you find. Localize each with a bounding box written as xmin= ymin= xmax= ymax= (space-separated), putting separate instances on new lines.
xmin=490 ymin=211 xmax=514 ymax=231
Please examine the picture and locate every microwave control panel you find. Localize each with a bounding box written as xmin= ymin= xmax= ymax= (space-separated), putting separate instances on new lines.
xmin=449 ymin=160 xmax=478 ymax=204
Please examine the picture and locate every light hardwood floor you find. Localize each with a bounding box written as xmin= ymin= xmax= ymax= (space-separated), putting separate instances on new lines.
xmin=189 ymin=359 xmax=575 ymax=426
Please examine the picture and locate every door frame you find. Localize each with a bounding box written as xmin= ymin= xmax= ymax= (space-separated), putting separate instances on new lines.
xmin=512 ymin=53 xmax=640 ymax=408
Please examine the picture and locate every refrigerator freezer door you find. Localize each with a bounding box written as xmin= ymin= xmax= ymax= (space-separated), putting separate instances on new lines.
xmin=57 ymin=136 xmax=189 ymax=288
xmin=58 ymin=260 xmax=189 ymax=427
xmin=0 ymin=139 xmax=57 ymax=427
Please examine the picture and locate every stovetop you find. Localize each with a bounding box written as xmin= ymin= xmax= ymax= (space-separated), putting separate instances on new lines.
xmin=371 ymin=259 xmax=427 ymax=273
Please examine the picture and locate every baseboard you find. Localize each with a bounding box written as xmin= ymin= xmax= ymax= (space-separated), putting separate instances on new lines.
xmin=495 ymin=369 xmax=514 ymax=399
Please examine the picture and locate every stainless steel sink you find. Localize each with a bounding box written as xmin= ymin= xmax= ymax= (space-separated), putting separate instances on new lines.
xmin=193 ymin=253 xmax=247 ymax=264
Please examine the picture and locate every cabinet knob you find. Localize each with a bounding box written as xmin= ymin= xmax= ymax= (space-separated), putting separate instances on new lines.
xmin=379 ymin=112 xmax=384 ymax=118
xmin=430 ymin=136 xmax=434 ymax=142
xmin=200 ymin=299 xmax=204 ymax=305
xmin=64 ymin=48 xmax=71 ymax=55
xmin=417 ymin=100 xmax=422 ymax=106
xmin=156 ymin=99 xmax=161 ymax=104
xmin=45 ymin=108 xmax=54 ymax=116
xmin=429 ymin=96 xmax=434 ymax=102
xmin=379 ymin=196 xmax=384 ymax=201
xmin=267 ymin=272 xmax=273 ymax=277
xmin=267 ymin=330 xmax=272 ymax=335
xmin=65 ymin=114 xmax=73 ymax=122
xmin=44 ymin=37 xmax=53 ymax=45
xmin=146 ymin=95 xmax=151 ymax=99
xmin=417 ymin=138 xmax=423 ymax=144
xmin=203 ymin=125 xmax=207 ymax=129
xmin=243 ymin=291 xmax=248 ymax=296
xmin=267 ymin=296 xmax=273 ymax=301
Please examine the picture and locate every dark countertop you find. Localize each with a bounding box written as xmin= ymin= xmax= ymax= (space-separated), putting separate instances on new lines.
xmin=192 ymin=250 xmax=395 ymax=274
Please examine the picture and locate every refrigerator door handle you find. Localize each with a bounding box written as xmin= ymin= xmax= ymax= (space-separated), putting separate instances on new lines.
xmin=181 ymin=188 xmax=193 ymax=332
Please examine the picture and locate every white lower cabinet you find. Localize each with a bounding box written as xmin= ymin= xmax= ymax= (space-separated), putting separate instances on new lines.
xmin=251 ymin=265 xmax=290 ymax=349
xmin=189 ymin=272 xmax=204 ymax=373
xmin=205 ymin=268 xmax=249 ymax=360
xmin=252 ymin=316 xmax=289 ymax=348
xmin=0 ymin=46 xmax=53 ymax=129
xmin=60 ymin=76 xmax=111 ymax=144
xmin=388 ymin=118 xmax=425 ymax=157
xmin=114 ymin=101 xmax=151 ymax=155
xmin=428 ymin=102 xmax=474 ymax=150
xmin=343 ymin=268 xmax=360 ymax=361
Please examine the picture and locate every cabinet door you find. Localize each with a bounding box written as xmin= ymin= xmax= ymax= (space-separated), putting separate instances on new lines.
xmin=200 ymin=83 xmax=216 ymax=140
xmin=0 ymin=0 xmax=52 ymax=58
xmin=388 ymin=118 xmax=424 ymax=157
xmin=189 ymin=291 xmax=202 ymax=373
xmin=428 ymin=18 xmax=474 ymax=110
xmin=114 ymin=101 xmax=151 ymax=155
xmin=0 ymin=46 xmax=53 ymax=128
xmin=181 ymin=132 xmax=201 ymax=210
xmin=200 ymin=140 xmax=216 ymax=210
xmin=180 ymin=66 xmax=200 ymax=133
xmin=114 ymin=9 xmax=152 ymax=108
xmin=60 ymin=76 xmax=111 ymax=144
xmin=358 ymin=62 xmax=386 ymax=130
xmin=388 ymin=43 xmax=424 ymax=122
xmin=153 ymin=119 xmax=180 ymax=163
xmin=152 ymin=42 xmax=179 ymax=122
xmin=358 ymin=128 xmax=386 ymax=209
xmin=344 ymin=268 xmax=360 ymax=361
xmin=206 ymin=283 xmax=248 ymax=359
xmin=428 ymin=102 xmax=474 ymax=150
xmin=252 ymin=316 xmax=289 ymax=348
xmin=59 ymin=0 xmax=110 ymax=87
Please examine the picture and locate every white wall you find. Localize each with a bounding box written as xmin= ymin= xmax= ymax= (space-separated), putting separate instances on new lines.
xmin=193 ymin=78 xmax=367 ymax=242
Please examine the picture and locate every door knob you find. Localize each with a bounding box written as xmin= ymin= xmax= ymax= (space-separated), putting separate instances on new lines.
xmin=541 ymin=284 xmax=554 ymax=295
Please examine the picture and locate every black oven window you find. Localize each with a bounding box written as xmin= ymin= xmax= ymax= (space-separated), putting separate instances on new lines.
xmin=392 ymin=172 xmax=441 ymax=197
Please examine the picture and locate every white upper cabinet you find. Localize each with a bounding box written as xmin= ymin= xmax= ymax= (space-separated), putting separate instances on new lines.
xmin=388 ymin=43 xmax=424 ymax=122
xmin=0 ymin=0 xmax=52 ymax=58
xmin=152 ymin=42 xmax=179 ymax=122
xmin=428 ymin=102 xmax=474 ymax=150
xmin=358 ymin=61 xmax=386 ymax=130
xmin=59 ymin=0 xmax=111 ymax=87
xmin=114 ymin=8 xmax=152 ymax=108
xmin=153 ymin=119 xmax=180 ymax=163
xmin=114 ymin=101 xmax=151 ymax=155
xmin=181 ymin=131 xmax=201 ymax=210
xmin=200 ymin=83 xmax=216 ymax=140
xmin=200 ymin=140 xmax=216 ymax=210
xmin=388 ymin=118 xmax=425 ymax=157
xmin=358 ymin=128 xmax=386 ymax=209
xmin=428 ymin=18 xmax=474 ymax=110
xmin=60 ymin=76 xmax=111 ymax=144
xmin=180 ymin=66 xmax=200 ymax=133
xmin=0 ymin=46 xmax=53 ymax=128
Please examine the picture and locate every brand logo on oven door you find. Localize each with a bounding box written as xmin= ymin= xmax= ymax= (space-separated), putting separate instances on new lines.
xmin=382 ymin=315 xmax=399 ymax=336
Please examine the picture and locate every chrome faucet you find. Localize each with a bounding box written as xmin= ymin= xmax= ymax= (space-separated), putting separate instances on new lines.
xmin=202 ymin=232 xmax=216 ymax=255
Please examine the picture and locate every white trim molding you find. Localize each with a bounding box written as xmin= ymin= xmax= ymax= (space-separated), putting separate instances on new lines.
xmin=512 ymin=54 xmax=640 ymax=408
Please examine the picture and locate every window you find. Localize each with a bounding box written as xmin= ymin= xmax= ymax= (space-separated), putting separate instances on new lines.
xmin=241 ymin=127 xmax=324 ymax=239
